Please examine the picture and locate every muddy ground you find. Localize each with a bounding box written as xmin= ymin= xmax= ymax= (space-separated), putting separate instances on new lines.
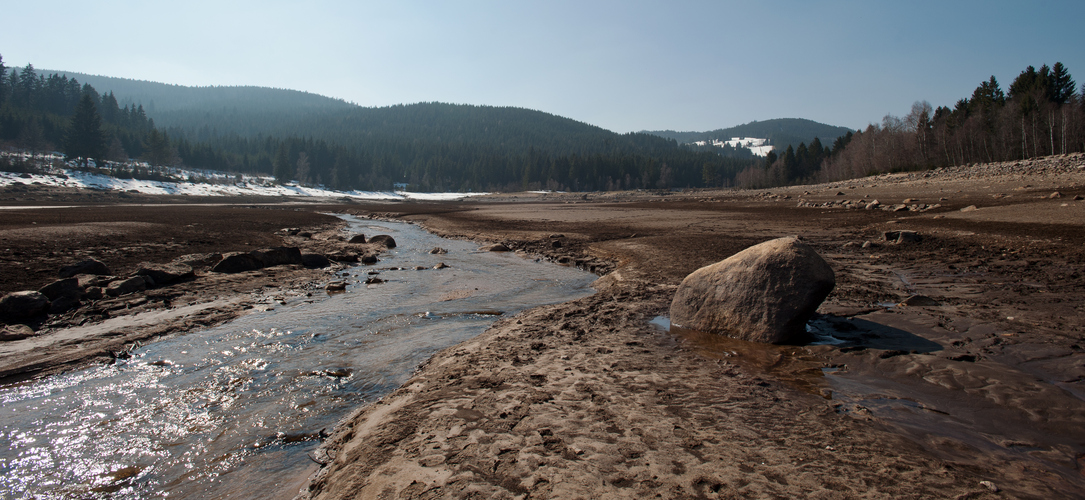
xmin=2 ymin=154 xmax=1085 ymax=498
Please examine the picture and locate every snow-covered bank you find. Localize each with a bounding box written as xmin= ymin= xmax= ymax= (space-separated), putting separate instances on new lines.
xmin=0 ymin=153 xmax=488 ymax=201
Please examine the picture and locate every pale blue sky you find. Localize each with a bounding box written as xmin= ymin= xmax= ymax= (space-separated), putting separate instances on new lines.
xmin=3 ymin=1 xmax=1083 ymax=133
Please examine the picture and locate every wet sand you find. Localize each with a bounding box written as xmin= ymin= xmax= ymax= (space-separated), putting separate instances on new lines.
xmin=303 ymin=155 xmax=1085 ymax=499
xmin=2 ymin=154 xmax=1085 ymax=498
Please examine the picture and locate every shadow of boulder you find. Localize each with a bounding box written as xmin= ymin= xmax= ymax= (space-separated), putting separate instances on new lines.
xmin=806 ymin=315 xmax=943 ymax=354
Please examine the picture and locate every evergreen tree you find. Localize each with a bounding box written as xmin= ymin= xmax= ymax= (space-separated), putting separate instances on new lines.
xmin=1049 ymin=62 xmax=1076 ymax=104
xmin=273 ymin=144 xmax=292 ymax=183
xmin=782 ymin=145 xmax=797 ymax=181
xmin=143 ymin=129 xmax=176 ymax=166
xmin=0 ymin=53 xmax=7 ymax=105
xmin=65 ymin=93 xmax=105 ymax=166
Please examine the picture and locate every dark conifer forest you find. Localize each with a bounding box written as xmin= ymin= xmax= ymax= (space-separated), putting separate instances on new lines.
xmin=5 ymin=55 xmax=1082 ymax=192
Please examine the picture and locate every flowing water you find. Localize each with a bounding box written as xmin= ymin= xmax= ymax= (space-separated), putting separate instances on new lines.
xmin=0 ymin=217 xmax=596 ymax=499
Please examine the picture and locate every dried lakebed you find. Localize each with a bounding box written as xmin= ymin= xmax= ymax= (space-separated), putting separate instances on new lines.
xmin=0 ymin=217 xmax=596 ymax=499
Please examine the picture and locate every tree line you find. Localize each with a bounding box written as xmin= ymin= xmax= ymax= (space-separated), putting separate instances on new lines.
xmin=819 ymin=62 xmax=1083 ymax=181
xmin=0 ymin=58 xmax=157 ymax=164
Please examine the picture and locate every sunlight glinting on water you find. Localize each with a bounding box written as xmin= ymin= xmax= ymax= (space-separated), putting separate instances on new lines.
xmin=0 ymin=217 xmax=595 ymax=499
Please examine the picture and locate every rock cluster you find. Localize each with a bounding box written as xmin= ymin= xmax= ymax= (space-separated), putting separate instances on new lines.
xmin=796 ymin=198 xmax=941 ymax=212
xmin=0 ymin=229 xmax=401 ymax=337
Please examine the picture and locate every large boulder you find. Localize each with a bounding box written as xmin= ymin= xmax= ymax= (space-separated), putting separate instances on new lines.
xmin=212 ymin=252 xmax=263 ymax=273
xmin=368 ymin=235 xmax=397 ymax=249
xmin=136 ymin=262 xmax=195 ymax=285
xmin=59 ymin=258 xmax=111 ymax=278
xmin=0 ymin=291 xmax=51 ymax=322
xmin=669 ymin=236 xmax=835 ymax=344
xmin=250 ymin=247 xmax=303 ymax=267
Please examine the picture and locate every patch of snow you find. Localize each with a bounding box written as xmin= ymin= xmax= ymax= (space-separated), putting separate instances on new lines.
xmin=689 ymin=137 xmax=774 ymax=157
xmin=0 ymin=153 xmax=489 ymax=201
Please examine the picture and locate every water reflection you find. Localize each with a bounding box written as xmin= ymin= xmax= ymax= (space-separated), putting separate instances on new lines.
xmin=0 ymin=217 xmax=595 ymax=499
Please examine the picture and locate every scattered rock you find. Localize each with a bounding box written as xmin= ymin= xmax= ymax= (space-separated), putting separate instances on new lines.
xmin=84 ymin=287 xmax=104 ymax=300
xmin=39 ymin=277 xmax=83 ymax=301
xmin=250 ymin=247 xmax=303 ymax=267
xmin=549 ymin=234 xmax=565 ymax=239
xmin=106 ymin=276 xmax=147 ymax=297
xmin=59 ymin=258 xmax=111 ymax=278
xmin=0 ymin=291 xmax=51 ymax=322
xmin=900 ymin=295 xmax=940 ymax=307
xmin=898 ymin=230 xmax=921 ymax=243
xmin=365 ymin=277 xmax=385 ymax=285
xmin=327 ymin=251 xmax=360 ymax=263
xmin=76 ymin=274 xmax=113 ymax=288
xmin=1074 ymin=194 xmax=1084 ymax=201
xmin=368 ymin=235 xmax=397 ymax=248
xmin=480 ymin=243 xmax=511 ymax=252
xmin=669 ymin=236 xmax=835 ymax=344
xmin=172 ymin=253 xmax=223 ymax=271
xmin=883 ymin=230 xmax=921 ymax=244
xmin=1049 ymin=191 xmax=1062 ymax=198
xmin=0 ymin=324 xmax=35 ymax=341
xmin=212 ymin=252 xmax=264 ymax=273
xmin=433 ymin=262 xmax=449 ymax=270
xmin=39 ymin=277 xmax=84 ymax=313
xmin=960 ymin=205 xmax=978 ymax=212
xmin=301 ymin=254 xmax=332 ymax=268
xmin=865 ymin=200 xmax=880 ymax=210
xmin=979 ymin=481 xmax=999 ymax=492
xmin=348 ymin=234 xmax=367 ymax=244
xmin=325 ymin=281 xmax=347 ymax=292
xmin=136 ymin=262 xmax=194 ymax=285
xmin=360 ymin=254 xmax=379 ymax=264
xmin=429 ymin=247 xmax=448 ymax=254
xmin=551 ymin=240 xmax=563 ymax=248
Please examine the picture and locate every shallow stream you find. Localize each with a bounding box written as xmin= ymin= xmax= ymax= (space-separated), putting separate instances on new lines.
xmin=0 ymin=217 xmax=596 ymax=499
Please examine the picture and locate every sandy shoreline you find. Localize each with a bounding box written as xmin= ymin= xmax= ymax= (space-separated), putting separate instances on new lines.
xmin=2 ymin=154 xmax=1085 ymax=498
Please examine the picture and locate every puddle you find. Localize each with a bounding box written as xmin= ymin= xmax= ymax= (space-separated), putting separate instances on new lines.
xmin=0 ymin=217 xmax=597 ymax=499
xmin=652 ymin=316 xmax=832 ymax=398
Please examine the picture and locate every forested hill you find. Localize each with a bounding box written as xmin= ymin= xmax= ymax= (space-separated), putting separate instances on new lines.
xmin=645 ymin=118 xmax=854 ymax=150
xmin=50 ymin=70 xmax=671 ymax=157
xmin=26 ymin=70 xmax=764 ymax=191
xmin=46 ymin=70 xmax=355 ymax=115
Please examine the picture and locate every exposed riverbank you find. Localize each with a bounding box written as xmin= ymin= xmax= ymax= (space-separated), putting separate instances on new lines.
xmin=302 ymin=155 xmax=1085 ymax=499
xmin=2 ymin=154 xmax=1084 ymax=498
